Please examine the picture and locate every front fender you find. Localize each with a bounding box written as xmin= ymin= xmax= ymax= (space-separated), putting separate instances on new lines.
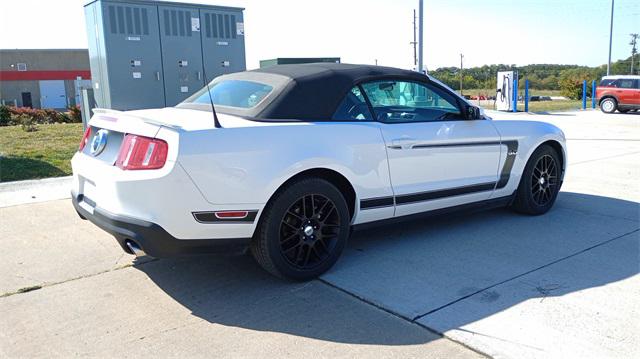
xmin=491 ymin=120 xmax=567 ymax=195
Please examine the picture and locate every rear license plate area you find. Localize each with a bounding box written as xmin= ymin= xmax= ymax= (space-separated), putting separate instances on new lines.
xmin=78 ymin=177 xmax=97 ymax=214
xmin=82 ymin=126 xmax=125 ymax=165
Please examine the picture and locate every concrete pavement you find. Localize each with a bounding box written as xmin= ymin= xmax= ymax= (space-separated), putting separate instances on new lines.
xmin=1 ymin=109 xmax=638 ymax=358
xmin=0 ymin=253 xmax=479 ymax=358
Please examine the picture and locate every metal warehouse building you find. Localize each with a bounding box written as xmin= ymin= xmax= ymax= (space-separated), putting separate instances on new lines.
xmin=0 ymin=49 xmax=91 ymax=109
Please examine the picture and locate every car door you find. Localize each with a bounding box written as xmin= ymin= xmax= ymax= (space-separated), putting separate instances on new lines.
xmin=360 ymin=79 xmax=502 ymax=217
xmin=614 ymin=78 xmax=635 ymax=105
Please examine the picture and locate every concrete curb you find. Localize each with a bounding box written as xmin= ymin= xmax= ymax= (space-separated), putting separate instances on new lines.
xmin=0 ymin=176 xmax=72 ymax=208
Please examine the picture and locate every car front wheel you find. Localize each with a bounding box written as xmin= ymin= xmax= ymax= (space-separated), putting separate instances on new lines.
xmin=251 ymin=178 xmax=350 ymax=280
xmin=512 ymin=145 xmax=562 ymax=215
xmin=600 ymin=98 xmax=617 ymax=114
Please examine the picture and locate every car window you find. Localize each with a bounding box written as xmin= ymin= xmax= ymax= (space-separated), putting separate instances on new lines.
xmin=360 ymin=80 xmax=461 ymax=123
xmin=599 ymin=79 xmax=616 ymax=86
xmin=332 ymin=87 xmax=374 ymax=121
xmin=617 ymin=79 xmax=635 ymax=89
xmin=189 ymin=80 xmax=273 ymax=109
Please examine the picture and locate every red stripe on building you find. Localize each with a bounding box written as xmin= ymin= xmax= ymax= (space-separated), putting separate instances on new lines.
xmin=0 ymin=70 xmax=91 ymax=81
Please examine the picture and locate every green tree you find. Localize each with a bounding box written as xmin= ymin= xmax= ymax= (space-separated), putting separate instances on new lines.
xmin=428 ymin=56 xmax=633 ymax=92
xmin=559 ymin=68 xmax=596 ymax=99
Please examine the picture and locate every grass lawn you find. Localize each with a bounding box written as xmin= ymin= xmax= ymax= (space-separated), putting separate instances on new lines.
xmin=461 ymin=89 xmax=563 ymax=97
xmin=0 ymin=123 xmax=83 ymax=182
xmin=520 ymin=100 xmax=583 ymax=113
xmin=479 ymin=99 xmax=584 ymax=113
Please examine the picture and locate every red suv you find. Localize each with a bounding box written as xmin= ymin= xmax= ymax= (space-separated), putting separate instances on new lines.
xmin=596 ymin=75 xmax=640 ymax=114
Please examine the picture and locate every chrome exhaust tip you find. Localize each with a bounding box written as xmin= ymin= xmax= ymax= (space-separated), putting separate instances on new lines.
xmin=125 ymin=241 xmax=147 ymax=257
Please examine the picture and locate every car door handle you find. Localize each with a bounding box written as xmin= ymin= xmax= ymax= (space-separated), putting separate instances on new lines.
xmin=388 ymin=138 xmax=417 ymax=149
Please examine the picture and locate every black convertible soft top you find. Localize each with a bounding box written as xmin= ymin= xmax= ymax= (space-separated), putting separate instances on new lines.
xmin=251 ymin=63 xmax=429 ymax=120
xmin=180 ymin=63 xmax=431 ymax=121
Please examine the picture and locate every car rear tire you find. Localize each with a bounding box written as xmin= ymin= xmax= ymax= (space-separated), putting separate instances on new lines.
xmin=512 ymin=145 xmax=562 ymax=215
xmin=600 ymin=98 xmax=617 ymax=114
xmin=251 ymin=178 xmax=350 ymax=280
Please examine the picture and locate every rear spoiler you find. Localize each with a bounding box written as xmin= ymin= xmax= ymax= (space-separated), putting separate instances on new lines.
xmin=92 ymin=108 xmax=183 ymax=130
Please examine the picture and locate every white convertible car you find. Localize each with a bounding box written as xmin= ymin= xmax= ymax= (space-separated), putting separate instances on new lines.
xmin=72 ymin=63 xmax=566 ymax=280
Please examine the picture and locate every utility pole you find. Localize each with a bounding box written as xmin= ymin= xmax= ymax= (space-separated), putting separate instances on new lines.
xmin=607 ymin=0 xmax=614 ymax=75
xmin=418 ymin=0 xmax=424 ymax=74
xmin=459 ymin=53 xmax=464 ymax=96
xmin=630 ymin=33 xmax=639 ymax=74
xmin=411 ymin=9 xmax=418 ymax=70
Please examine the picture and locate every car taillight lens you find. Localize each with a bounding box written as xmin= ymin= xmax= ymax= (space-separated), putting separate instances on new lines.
xmin=79 ymin=127 xmax=92 ymax=151
xmin=115 ymin=134 xmax=168 ymax=170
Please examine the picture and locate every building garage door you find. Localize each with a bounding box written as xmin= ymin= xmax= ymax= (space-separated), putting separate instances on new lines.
xmin=39 ymin=80 xmax=67 ymax=109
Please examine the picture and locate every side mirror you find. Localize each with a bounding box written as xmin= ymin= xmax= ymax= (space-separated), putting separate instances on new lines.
xmin=465 ymin=105 xmax=481 ymax=120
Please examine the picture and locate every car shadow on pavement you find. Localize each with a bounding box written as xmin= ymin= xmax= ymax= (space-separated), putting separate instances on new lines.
xmin=134 ymin=191 xmax=639 ymax=345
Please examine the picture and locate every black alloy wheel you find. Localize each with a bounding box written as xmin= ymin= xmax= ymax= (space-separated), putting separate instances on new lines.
xmin=530 ymin=154 xmax=559 ymax=207
xmin=512 ymin=144 xmax=562 ymax=215
xmin=251 ymin=178 xmax=350 ymax=280
xmin=279 ymin=194 xmax=341 ymax=270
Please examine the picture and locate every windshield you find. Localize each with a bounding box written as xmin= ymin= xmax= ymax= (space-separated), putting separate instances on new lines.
xmin=185 ymin=80 xmax=274 ymax=109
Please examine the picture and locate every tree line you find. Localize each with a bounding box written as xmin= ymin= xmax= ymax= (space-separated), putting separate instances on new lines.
xmin=429 ymin=56 xmax=636 ymax=99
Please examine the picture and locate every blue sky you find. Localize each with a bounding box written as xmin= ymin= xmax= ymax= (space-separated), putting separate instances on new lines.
xmin=0 ymin=0 xmax=637 ymax=70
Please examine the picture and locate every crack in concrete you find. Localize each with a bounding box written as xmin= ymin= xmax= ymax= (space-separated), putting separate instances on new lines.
xmin=565 ymin=138 xmax=640 ymax=141
xmin=317 ymin=278 xmax=492 ymax=358
xmin=0 ymin=258 xmax=156 ymax=298
xmin=555 ymin=204 xmax=639 ymax=223
xmin=568 ymin=150 xmax=640 ymax=166
xmin=411 ymin=228 xmax=639 ymax=321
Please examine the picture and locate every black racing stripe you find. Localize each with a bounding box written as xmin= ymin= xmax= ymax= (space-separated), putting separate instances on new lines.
xmin=496 ymin=140 xmax=519 ymax=189
xmin=361 ymin=141 xmax=519 ymax=209
xmin=360 ymin=196 xmax=394 ymax=210
xmin=411 ymin=141 xmax=501 ymax=149
xmin=193 ymin=210 xmax=258 ymax=223
xmin=395 ymin=182 xmax=497 ymax=205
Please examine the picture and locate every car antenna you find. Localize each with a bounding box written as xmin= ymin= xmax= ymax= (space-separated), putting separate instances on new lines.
xmin=202 ymin=66 xmax=222 ymax=129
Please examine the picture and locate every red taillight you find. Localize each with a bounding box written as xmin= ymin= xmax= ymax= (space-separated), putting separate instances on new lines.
xmin=79 ymin=127 xmax=92 ymax=151
xmin=115 ymin=134 xmax=168 ymax=170
xmin=214 ymin=211 xmax=249 ymax=219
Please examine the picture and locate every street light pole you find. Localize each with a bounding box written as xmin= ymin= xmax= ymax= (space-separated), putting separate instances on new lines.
xmin=411 ymin=9 xmax=417 ymax=70
xmin=607 ymin=0 xmax=614 ymax=75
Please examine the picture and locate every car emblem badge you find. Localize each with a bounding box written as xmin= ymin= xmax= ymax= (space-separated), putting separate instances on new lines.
xmin=90 ymin=129 xmax=109 ymax=156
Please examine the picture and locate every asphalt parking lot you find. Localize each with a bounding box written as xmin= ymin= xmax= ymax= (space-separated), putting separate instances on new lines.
xmin=1 ymin=110 xmax=638 ymax=358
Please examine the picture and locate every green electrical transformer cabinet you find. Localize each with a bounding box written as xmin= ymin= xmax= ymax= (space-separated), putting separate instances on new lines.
xmin=85 ymin=0 xmax=246 ymax=110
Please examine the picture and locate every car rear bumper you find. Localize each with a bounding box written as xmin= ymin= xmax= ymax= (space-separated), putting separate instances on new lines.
xmin=72 ymin=192 xmax=251 ymax=258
